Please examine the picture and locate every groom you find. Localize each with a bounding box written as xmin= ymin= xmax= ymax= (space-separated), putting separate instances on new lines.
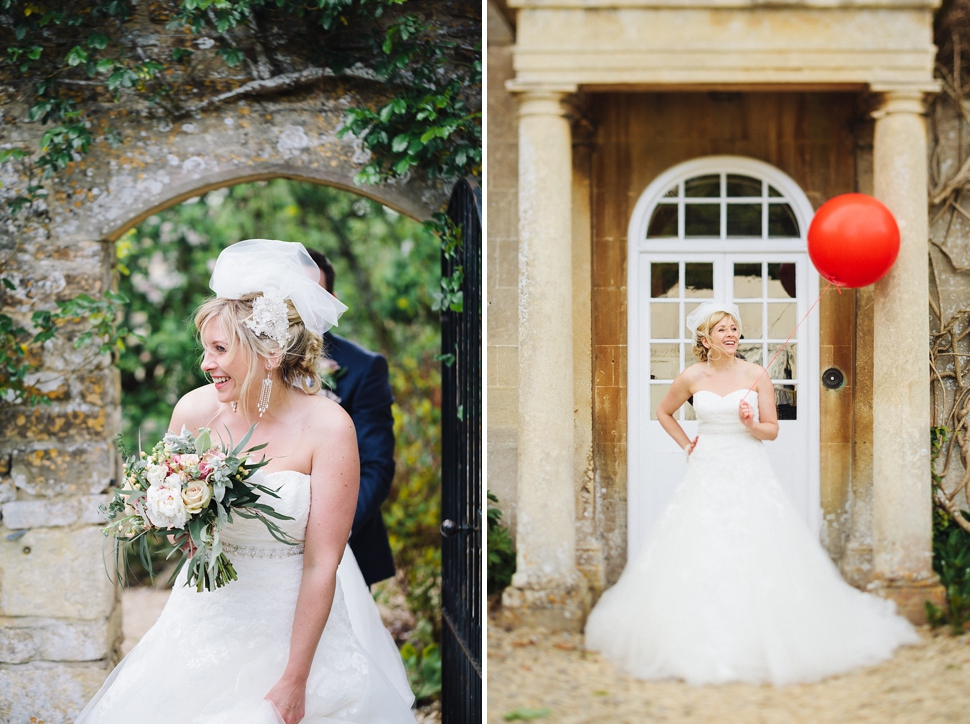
xmin=307 ymin=249 xmax=396 ymax=587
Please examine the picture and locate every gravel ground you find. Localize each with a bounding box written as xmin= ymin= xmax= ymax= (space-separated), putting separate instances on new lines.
xmin=487 ymin=621 xmax=970 ymax=723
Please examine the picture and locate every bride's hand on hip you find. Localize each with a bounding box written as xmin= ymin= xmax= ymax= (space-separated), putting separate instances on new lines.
xmin=264 ymin=679 xmax=306 ymax=724
xmin=738 ymin=399 xmax=755 ymax=429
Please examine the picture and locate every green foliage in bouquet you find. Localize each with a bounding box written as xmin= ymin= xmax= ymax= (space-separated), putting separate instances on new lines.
xmin=104 ymin=424 xmax=296 ymax=592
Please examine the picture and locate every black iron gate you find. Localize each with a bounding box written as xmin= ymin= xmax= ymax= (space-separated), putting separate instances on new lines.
xmin=440 ymin=177 xmax=482 ymax=722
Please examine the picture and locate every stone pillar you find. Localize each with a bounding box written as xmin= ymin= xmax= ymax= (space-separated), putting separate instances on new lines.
xmin=501 ymin=87 xmax=590 ymax=629
xmin=869 ymin=89 xmax=944 ymax=620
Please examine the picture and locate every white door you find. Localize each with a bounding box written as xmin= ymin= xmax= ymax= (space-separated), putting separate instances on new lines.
xmin=627 ymin=158 xmax=819 ymax=557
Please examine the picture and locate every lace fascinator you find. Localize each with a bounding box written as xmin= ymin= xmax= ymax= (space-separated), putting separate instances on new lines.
xmin=685 ymin=301 xmax=743 ymax=339
xmin=209 ymin=239 xmax=348 ymax=342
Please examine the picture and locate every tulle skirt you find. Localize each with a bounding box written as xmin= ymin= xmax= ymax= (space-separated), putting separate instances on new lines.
xmin=75 ymin=547 xmax=415 ymax=723
xmin=585 ymin=430 xmax=920 ymax=686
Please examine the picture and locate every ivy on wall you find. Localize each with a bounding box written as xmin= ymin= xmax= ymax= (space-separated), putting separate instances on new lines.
xmin=0 ymin=0 xmax=481 ymax=407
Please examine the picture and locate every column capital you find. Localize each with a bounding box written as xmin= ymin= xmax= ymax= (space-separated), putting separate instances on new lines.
xmin=869 ymin=84 xmax=939 ymax=119
xmin=505 ymin=80 xmax=578 ymax=97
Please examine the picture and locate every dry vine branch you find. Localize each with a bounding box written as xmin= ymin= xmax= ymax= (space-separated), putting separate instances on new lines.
xmin=930 ymin=305 xmax=970 ymax=534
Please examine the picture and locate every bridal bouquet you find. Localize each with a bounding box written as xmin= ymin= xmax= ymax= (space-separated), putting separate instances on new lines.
xmin=102 ymin=425 xmax=294 ymax=592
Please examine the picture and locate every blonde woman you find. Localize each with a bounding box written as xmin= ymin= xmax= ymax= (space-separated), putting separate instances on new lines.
xmin=77 ymin=240 xmax=415 ymax=724
xmin=585 ymin=301 xmax=919 ymax=686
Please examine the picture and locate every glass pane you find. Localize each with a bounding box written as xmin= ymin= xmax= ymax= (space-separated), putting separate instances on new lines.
xmin=768 ymin=203 xmax=799 ymax=237
xmin=685 ymin=175 xmax=720 ymax=198
xmin=733 ymin=263 xmax=762 ymax=298
xmin=767 ymin=303 xmax=797 ymax=339
xmin=651 ymin=384 xmax=671 ymax=421
xmin=651 ymin=303 xmax=680 ymax=338
xmin=685 ymin=263 xmax=714 ymax=298
xmin=768 ymin=263 xmax=797 ymax=298
xmin=684 ymin=302 xmax=703 ymax=337
xmin=651 ymin=343 xmax=680 ymax=380
xmin=775 ymin=383 xmax=797 ymax=420
xmin=737 ymin=343 xmax=762 ymax=366
xmin=726 ymin=175 xmax=762 ymax=197
xmin=767 ymin=343 xmax=796 ymax=380
xmin=651 ymin=263 xmax=679 ymax=298
xmin=736 ymin=303 xmax=762 ymax=339
xmin=685 ymin=204 xmax=720 ymax=237
xmin=647 ymin=204 xmax=678 ymax=238
xmin=663 ymin=185 xmax=678 ymax=198
xmin=726 ymin=204 xmax=763 ymax=237
xmin=769 ymin=185 xmax=783 ymax=197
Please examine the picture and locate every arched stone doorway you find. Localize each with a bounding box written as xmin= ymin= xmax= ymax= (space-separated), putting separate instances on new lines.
xmin=0 ymin=106 xmax=446 ymax=718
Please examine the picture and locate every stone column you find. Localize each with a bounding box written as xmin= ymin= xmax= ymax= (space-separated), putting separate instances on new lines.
xmin=501 ymin=87 xmax=590 ymax=629
xmin=869 ymin=89 xmax=944 ymax=620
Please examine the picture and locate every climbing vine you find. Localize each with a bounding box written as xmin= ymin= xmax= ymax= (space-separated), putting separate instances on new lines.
xmin=0 ymin=0 xmax=481 ymax=409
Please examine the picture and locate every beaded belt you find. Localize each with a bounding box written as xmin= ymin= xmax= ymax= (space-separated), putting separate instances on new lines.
xmin=221 ymin=541 xmax=305 ymax=559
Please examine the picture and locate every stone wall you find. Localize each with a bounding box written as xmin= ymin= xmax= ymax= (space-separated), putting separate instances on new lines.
xmin=0 ymin=8 xmax=447 ymax=720
xmin=486 ymin=3 xmax=520 ymax=533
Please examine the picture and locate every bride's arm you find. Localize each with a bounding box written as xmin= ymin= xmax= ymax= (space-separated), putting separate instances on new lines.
xmin=264 ymin=407 xmax=359 ymax=724
xmin=738 ymin=372 xmax=779 ymax=441
xmin=656 ymin=371 xmax=697 ymax=453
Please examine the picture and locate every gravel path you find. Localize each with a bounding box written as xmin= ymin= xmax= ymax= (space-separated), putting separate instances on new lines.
xmin=488 ymin=621 xmax=970 ymax=723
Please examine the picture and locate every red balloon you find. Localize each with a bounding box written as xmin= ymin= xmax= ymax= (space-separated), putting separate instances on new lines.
xmin=807 ymin=193 xmax=900 ymax=288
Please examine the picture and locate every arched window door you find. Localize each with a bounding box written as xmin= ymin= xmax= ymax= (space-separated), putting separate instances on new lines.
xmin=626 ymin=157 xmax=820 ymax=556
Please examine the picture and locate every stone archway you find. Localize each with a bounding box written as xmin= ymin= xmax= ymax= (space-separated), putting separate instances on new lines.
xmin=0 ymin=96 xmax=445 ymax=721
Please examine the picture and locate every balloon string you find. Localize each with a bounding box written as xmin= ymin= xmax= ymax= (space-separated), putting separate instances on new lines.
xmin=740 ymin=280 xmax=836 ymax=404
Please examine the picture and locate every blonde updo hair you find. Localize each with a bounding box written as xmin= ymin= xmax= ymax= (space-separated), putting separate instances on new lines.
xmin=195 ymin=293 xmax=326 ymax=418
xmin=692 ymin=311 xmax=741 ymax=363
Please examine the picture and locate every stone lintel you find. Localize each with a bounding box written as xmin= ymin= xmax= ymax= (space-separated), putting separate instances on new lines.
xmin=505 ymin=81 xmax=578 ymax=95
xmin=866 ymin=576 xmax=946 ymax=624
xmin=511 ymin=6 xmax=937 ymax=90
xmin=511 ymin=0 xmax=938 ymax=8
xmin=500 ymin=575 xmax=592 ymax=631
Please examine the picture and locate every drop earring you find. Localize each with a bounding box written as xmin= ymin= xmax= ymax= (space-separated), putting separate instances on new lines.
xmin=257 ymin=374 xmax=273 ymax=417
xmin=230 ymin=401 xmax=237 ymax=413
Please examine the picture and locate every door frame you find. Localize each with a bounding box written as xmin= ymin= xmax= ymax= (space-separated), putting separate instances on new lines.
xmin=626 ymin=156 xmax=820 ymax=555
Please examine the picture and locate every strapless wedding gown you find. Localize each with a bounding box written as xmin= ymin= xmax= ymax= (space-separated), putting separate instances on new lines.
xmin=75 ymin=470 xmax=416 ymax=723
xmin=585 ymin=390 xmax=920 ymax=686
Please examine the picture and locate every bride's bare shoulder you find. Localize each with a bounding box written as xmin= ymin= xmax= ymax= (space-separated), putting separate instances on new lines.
xmin=301 ymin=393 xmax=355 ymax=437
xmin=679 ymin=362 xmax=707 ymax=384
xmin=169 ymin=384 xmax=219 ymax=433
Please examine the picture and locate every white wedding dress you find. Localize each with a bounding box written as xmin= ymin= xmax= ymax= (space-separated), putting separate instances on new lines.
xmin=585 ymin=389 xmax=920 ymax=686
xmin=76 ymin=470 xmax=416 ymax=723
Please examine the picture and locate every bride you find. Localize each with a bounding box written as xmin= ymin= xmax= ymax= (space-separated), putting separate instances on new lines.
xmin=585 ymin=301 xmax=920 ymax=686
xmin=76 ymin=240 xmax=416 ymax=723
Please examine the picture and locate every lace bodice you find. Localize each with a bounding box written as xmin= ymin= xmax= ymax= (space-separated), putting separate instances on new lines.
xmin=694 ymin=389 xmax=759 ymax=436
xmin=220 ymin=470 xmax=311 ymax=548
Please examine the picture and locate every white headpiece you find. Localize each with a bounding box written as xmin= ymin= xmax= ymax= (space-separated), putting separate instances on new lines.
xmin=209 ymin=239 xmax=348 ymax=345
xmin=686 ymin=301 xmax=742 ymax=339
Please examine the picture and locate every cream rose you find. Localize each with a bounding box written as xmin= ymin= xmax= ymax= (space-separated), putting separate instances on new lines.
xmin=181 ymin=481 xmax=213 ymax=515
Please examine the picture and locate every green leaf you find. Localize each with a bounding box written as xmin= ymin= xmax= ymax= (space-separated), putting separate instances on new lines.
xmin=88 ymin=33 xmax=108 ymax=50
xmin=503 ymin=708 xmax=552 ymax=721
xmin=65 ymin=46 xmax=88 ymax=66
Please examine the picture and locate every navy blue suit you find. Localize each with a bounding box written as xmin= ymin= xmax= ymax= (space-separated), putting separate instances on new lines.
xmin=324 ymin=332 xmax=396 ymax=586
